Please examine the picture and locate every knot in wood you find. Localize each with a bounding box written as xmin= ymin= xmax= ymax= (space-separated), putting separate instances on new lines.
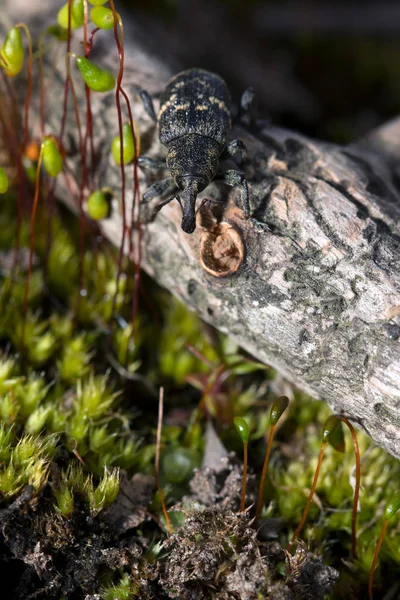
xmin=200 ymin=222 xmax=245 ymax=277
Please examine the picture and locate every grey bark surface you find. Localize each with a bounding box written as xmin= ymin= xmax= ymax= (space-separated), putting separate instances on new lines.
xmin=1 ymin=10 xmax=400 ymax=459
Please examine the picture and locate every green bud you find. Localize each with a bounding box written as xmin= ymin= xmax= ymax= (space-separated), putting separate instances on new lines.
xmin=322 ymin=415 xmax=341 ymax=443
xmin=76 ymin=375 xmax=117 ymax=419
xmin=90 ymin=7 xmax=119 ymax=30
xmin=0 ymin=167 xmax=9 ymax=193
xmin=25 ymin=405 xmax=52 ymax=435
xmin=87 ymin=190 xmax=110 ymax=220
xmin=270 ymin=395 xmax=289 ymax=426
xmin=57 ymin=0 xmax=84 ymax=30
xmin=101 ymin=574 xmax=133 ymax=600
xmin=58 ymin=334 xmax=91 ymax=382
xmin=89 ymin=425 xmax=115 ymax=453
xmin=89 ymin=0 xmax=109 ymax=5
xmin=28 ymin=457 xmax=50 ymax=491
xmin=111 ymin=122 xmax=136 ymax=165
xmin=385 ymin=490 xmax=400 ymax=521
xmin=233 ymin=417 xmax=250 ymax=444
xmin=17 ymin=375 xmax=49 ymax=418
xmin=0 ymin=357 xmax=15 ymax=387
xmin=116 ymin=438 xmax=137 ymax=470
xmin=69 ymin=413 xmax=89 ymax=445
xmin=66 ymin=464 xmax=87 ymax=494
xmin=42 ymin=137 xmax=63 ymax=178
xmin=50 ymin=408 xmax=67 ymax=433
xmin=13 ymin=435 xmax=38 ymax=466
xmin=28 ymin=331 xmax=57 ymax=365
xmin=53 ymin=482 xmax=74 ymax=518
xmin=0 ymin=392 xmax=18 ymax=423
xmin=75 ymin=56 xmax=115 ymax=92
xmin=90 ymin=468 xmax=120 ymax=516
xmin=0 ymin=462 xmax=23 ymax=497
xmin=0 ymin=425 xmax=12 ymax=462
xmin=0 ymin=27 xmax=24 ymax=77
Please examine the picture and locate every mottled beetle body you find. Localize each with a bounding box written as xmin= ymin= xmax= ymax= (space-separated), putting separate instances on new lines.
xmin=159 ymin=69 xmax=231 ymax=145
xmin=139 ymin=68 xmax=252 ymax=233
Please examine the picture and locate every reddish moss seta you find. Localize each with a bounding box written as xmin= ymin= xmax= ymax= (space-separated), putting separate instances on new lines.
xmin=368 ymin=491 xmax=400 ymax=599
xmin=234 ymin=417 xmax=250 ymax=512
xmin=154 ymin=388 xmax=172 ymax=534
xmin=255 ymin=396 xmax=289 ymax=518
xmin=334 ymin=416 xmax=360 ymax=559
xmin=288 ymin=415 xmax=341 ymax=551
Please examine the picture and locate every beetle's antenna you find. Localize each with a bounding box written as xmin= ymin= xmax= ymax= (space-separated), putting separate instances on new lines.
xmin=152 ymin=195 xmax=179 ymax=218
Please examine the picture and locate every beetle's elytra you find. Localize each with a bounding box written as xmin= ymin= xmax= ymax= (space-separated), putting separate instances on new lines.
xmin=138 ymin=68 xmax=252 ymax=234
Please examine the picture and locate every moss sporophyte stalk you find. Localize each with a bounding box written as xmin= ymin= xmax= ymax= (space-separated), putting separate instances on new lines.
xmin=0 ymin=2 xmax=400 ymax=598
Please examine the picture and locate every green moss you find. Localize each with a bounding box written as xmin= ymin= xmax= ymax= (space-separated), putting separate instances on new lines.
xmin=158 ymin=299 xmax=219 ymax=384
xmin=101 ymin=574 xmax=138 ymax=600
xmin=0 ymin=430 xmax=57 ymax=500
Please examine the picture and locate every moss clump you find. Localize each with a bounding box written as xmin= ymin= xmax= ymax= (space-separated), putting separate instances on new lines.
xmin=0 ymin=186 xmax=399 ymax=596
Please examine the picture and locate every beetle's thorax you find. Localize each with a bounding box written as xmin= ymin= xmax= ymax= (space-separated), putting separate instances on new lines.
xmin=166 ymin=134 xmax=220 ymax=190
xmin=158 ymin=68 xmax=232 ymax=147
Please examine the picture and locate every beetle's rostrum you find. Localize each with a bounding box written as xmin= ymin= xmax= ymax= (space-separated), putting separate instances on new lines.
xmin=138 ymin=68 xmax=252 ymax=234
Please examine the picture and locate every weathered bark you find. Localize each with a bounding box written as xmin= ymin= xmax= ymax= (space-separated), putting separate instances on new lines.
xmin=1 ymin=10 xmax=400 ymax=459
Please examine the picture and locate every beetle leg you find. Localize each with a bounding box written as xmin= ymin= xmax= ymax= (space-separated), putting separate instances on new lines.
xmin=196 ymin=197 xmax=212 ymax=214
xmin=215 ymin=170 xmax=251 ymax=219
xmin=141 ymin=178 xmax=176 ymax=204
xmin=138 ymin=89 xmax=158 ymax=124
xmin=138 ymin=156 xmax=166 ymax=170
xmin=219 ymin=139 xmax=247 ymax=165
xmin=235 ymin=87 xmax=256 ymax=125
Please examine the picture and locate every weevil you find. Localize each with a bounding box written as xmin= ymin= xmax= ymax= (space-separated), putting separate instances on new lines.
xmin=138 ymin=68 xmax=253 ymax=234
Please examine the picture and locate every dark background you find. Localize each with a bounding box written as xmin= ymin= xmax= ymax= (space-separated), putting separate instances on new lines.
xmin=121 ymin=0 xmax=400 ymax=144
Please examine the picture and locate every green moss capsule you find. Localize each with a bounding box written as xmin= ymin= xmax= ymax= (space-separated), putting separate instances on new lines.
xmin=57 ymin=0 xmax=85 ymax=30
xmin=89 ymin=0 xmax=109 ymax=5
xmin=327 ymin=418 xmax=345 ymax=453
xmin=385 ymin=490 xmax=400 ymax=521
xmin=0 ymin=27 xmax=24 ymax=77
xmin=111 ymin=122 xmax=136 ymax=165
xmin=233 ymin=417 xmax=250 ymax=444
xmin=322 ymin=414 xmax=341 ymax=443
xmin=42 ymin=137 xmax=63 ymax=178
xmin=75 ymin=56 xmax=115 ymax=92
xmin=87 ymin=190 xmax=110 ymax=220
xmin=0 ymin=167 xmax=9 ymax=193
xmin=270 ymin=395 xmax=289 ymax=426
xmin=90 ymin=7 xmax=119 ymax=30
